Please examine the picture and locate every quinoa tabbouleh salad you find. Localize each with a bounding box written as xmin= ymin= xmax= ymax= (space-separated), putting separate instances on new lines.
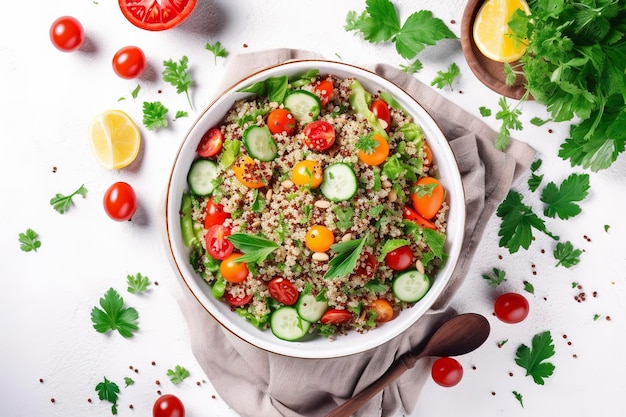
xmin=179 ymin=69 xmax=449 ymax=341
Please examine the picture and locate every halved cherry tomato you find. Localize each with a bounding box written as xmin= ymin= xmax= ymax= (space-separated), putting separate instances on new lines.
xmin=384 ymin=245 xmax=413 ymax=271
xmin=320 ymin=309 xmax=353 ymax=325
xmin=220 ymin=253 xmax=249 ymax=283
xmin=267 ymin=277 xmax=298 ymax=306
xmin=411 ymin=177 xmax=445 ymax=220
xmin=303 ymin=121 xmax=335 ymax=151
xmin=50 ymin=16 xmax=84 ymax=52
xmin=112 ymin=46 xmax=146 ymax=79
xmin=314 ymin=79 xmax=334 ymax=106
xmin=205 ymin=225 xmax=234 ymax=260
xmin=233 ymin=156 xmax=267 ymax=188
xmin=305 ymin=225 xmax=335 ymax=252
xmin=423 ymin=141 xmax=433 ymax=169
xmin=370 ymin=99 xmax=391 ymax=131
xmin=494 ymin=292 xmax=529 ymax=324
xmin=403 ymin=206 xmax=437 ymax=230
xmin=368 ymin=299 xmax=394 ymax=322
xmin=204 ymin=197 xmax=229 ymax=229
xmin=291 ymin=160 xmax=323 ymax=189
xmin=103 ymin=182 xmax=137 ymax=221
xmin=225 ymin=292 xmax=253 ymax=307
xmin=431 ymin=357 xmax=463 ymax=387
xmin=118 ymin=0 xmax=197 ymax=31
xmin=357 ymin=134 xmax=389 ymax=166
xmin=267 ymin=109 xmax=296 ymax=136
xmin=197 ymin=128 xmax=224 ymax=158
xmin=354 ymin=252 xmax=377 ymax=278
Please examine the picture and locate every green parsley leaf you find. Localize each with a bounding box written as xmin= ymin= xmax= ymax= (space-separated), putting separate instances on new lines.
xmin=430 ymin=62 xmax=460 ymax=91
xmin=422 ymin=228 xmax=446 ymax=260
xmin=124 ymin=377 xmax=134 ymax=387
xmin=503 ymin=62 xmax=517 ymax=87
xmin=604 ymin=224 xmax=610 ymax=233
xmin=394 ymin=10 xmax=456 ymax=60
xmin=325 ymin=236 xmax=367 ymax=280
xmin=167 ymin=365 xmax=190 ymax=384
xmin=227 ymin=233 xmax=279 ymax=265
xmin=515 ymin=331 xmax=556 ymax=385
xmin=495 ymin=96 xmax=524 ymax=150
xmin=50 ymin=184 xmax=88 ymax=214
xmin=205 ymin=41 xmax=228 ymax=64
xmin=345 ymin=0 xmax=400 ymax=43
xmin=528 ymin=173 xmax=543 ymax=192
xmin=355 ymin=133 xmax=380 ymax=154
xmin=540 ymin=173 xmax=590 ymax=219
xmin=332 ymin=205 xmax=354 ymax=232
xmin=496 ymin=191 xmax=559 ymax=253
xmin=479 ymin=106 xmax=492 ymax=117
xmin=524 ymin=280 xmax=535 ymax=295
xmin=90 ymin=288 xmax=139 ymax=338
xmin=131 ymin=85 xmax=141 ymax=99
xmin=95 ymin=377 xmax=120 ymax=415
xmin=512 ymin=390 xmax=524 ymax=408
xmin=399 ymin=59 xmax=423 ymax=74
xmin=554 ymin=241 xmax=582 ymax=268
xmin=127 ymin=273 xmax=150 ymax=293
xmin=174 ymin=110 xmax=188 ymax=120
xmin=162 ymin=56 xmax=194 ymax=109
xmin=142 ymin=101 xmax=169 ymax=130
xmin=18 ymin=228 xmax=41 ymax=252
xmin=377 ymin=238 xmax=411 ymax=261
xmin=482 ymin=268 xmax=507 ymax=288
xmin=530 ymin=116 xmax=551 ymax=126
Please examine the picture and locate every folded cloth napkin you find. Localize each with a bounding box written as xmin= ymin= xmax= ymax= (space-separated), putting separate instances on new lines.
xmin=177 ymin=48 xmax=536 ymax=417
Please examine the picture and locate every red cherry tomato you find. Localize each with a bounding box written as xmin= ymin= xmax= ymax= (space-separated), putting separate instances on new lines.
xmin=267 ymin=109 xmax=296 ymax=136
xmin=370 ymin=99 xmax=391 ymax=131
xmin=225 ymin=292 xmax=253 ymax=307
xmin=431 ymin=357 xmax=463 ymax=387
xmin=494 ymin=292 xmax=529 ymax=324
xmin=103 ymin=182 xmax=137 ymax=221
xmin=204 ymin=198 xmax=229 ymax=229
xmin=384 ymin=245 xmax=413 ymax=271
xmin=197 ymin=128 xmax=224 ymax=158
xmin=112 ymin=46 xmax=146 ymax=79
xmin=403 ymin=206 xmax=437 ymax=230
xmin=303 ymin=120 xmax=336 ymax=151
xmin=50 ymin=16 xmax=84 ymax=52
xmin=205 ymin=225 xmax=234 ymax=260
xmin=220 ymin=253 xmax=249 ymax=283
xmin=314 ymin=79 xmax=334 ymax=106
xmin=118 ymin=0 xmax=197 ymax=31
xmin=354 ymin=252 xmax=377 ymax=278
xmin=267 ymin=277 xmax=299 ymax=306
xmin=153 ymin=394 xmax=185 ymax=417
xmin=320 ymin=309 xmax=353 ymax=325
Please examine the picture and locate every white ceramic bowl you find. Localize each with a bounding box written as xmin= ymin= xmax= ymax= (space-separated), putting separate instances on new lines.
xmin=164 ymin=60 xmax=465 ymax=358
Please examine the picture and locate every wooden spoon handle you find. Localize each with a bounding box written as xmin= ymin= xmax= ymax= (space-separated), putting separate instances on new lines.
xmin=324 ymin=353 xmax=420 ymax=417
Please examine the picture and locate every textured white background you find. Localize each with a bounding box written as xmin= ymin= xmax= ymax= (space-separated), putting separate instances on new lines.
xmin=1 ymin=0 xmax=625 ymax=416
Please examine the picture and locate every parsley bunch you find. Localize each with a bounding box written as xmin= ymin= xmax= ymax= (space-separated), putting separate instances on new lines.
xmin=509 ymin=0 xmax=626 ymax=171
xmin=345 ymin=0 xmax=456 ymax=73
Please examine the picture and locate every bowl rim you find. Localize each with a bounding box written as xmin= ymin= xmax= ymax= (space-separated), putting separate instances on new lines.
xmin=164 ymin=59 xmax=466 ymax=358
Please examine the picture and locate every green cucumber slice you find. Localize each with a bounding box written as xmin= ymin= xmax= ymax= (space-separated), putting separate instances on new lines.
xmin=392 ymin=269 xmax=431 ymax=303
xmin=242 ymin=125 xmax=277 ymax=161
xmin=270 ymin=306 xmax=311 ymax=341
xmin=284 ymin=90 xmax=321 ymax=123
xmin=296 ymin=293 xmax=329 ymax=323
xmin=320 ymin=163 xmax=358 ymax=202
xmin=187 ymin=159 xmax=219 ymax=196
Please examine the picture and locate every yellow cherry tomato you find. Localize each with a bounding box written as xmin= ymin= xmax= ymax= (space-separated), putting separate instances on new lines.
xmin=291 ymin=160 xmax=323 ymax=189
xmin=357 ymin=134 xmax=389 ymax=166
xmin=233 ymin=155 xmax=266 ymax=189
xmin=220 ymin=253 xmax=249 ymax=283
xmin=305 ymin=225 xmax=334 ymax=252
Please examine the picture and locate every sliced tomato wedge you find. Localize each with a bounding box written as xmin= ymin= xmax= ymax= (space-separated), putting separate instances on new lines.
xmin=205 ymin=224 xmax=234 ymax=260
xmin=314 ymin=79 xmax=334 ymax=106
xmin=320 ymin=309 xmax=353 ymax=325
xmin=197 ymin=128 xmax=224 ymax=158
xmin=370 ymin=99 xmax=391 ymax=131
xmin=225 ymin=292 xmax=253 ymax=307
xmin=118 ymin=0 xmax=197 ymax=31
xmin=303 ymin=120 xmax=336 ymax=151
xmin=267 ymin=277 xmax=298 ymax=306
xmin=204 ymin=197 xmax=229 ymax=229
xmin=403 ymin=206 xmax=437 ymax=230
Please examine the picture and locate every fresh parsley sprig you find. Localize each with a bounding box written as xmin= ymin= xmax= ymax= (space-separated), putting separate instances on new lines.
xmin=167 ymin=365 xmax=190 ymax=384
xmin=431 ymin=63 xmax=460 ymax=91
xmin=18 ymin=228 xmax=41 ymax=252
xmin=482 ymin=268 xmax=507 ymax=288
xmin=142 ymin=101 xmax=169 ymax=131
xmin=95 ymin=377 xmax=120 ymax=415
xmin=91 ymin=288 xmax=139 ymax=338
xmin=162 ymin=56 xmax=194 ymax=109
xmin=515 ymin=330 xmax=556 ymax=385
xmin=50 ymin=184 xmax=88 ymax=214
xmin=540 ymin=173 xmax=590 ymax=220
xmin=127 ymin=272 xmax=150 ymax=293
xmin=206 ymin=41 xmax=228 ymax=64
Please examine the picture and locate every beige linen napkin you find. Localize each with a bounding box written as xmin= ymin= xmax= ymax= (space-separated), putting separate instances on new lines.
xmin=177 ymin=49 xmax=536 ymax=417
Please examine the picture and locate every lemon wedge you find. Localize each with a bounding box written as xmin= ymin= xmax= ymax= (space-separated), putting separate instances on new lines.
xmin=88 ymin=110 xmax=141 ymax=170
xmin=473 ymin=0 xmax=530 ymax=63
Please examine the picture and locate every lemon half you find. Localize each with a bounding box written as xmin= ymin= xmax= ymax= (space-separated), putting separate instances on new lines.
xmin=88 ymin=110 xmax=141 ymax=170
xmin=473 ymin=0 xmax=530 ymax=63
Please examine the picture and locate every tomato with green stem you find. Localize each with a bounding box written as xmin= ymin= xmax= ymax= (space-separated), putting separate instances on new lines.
xmin=205 ymin=225 xmax=234 ymax=260
xmin=153 ymin=394 xmax=185 ymax=417
xmin=368 ymin=299 xmax=394 ymax=322
xmin=268 ymin=277 xmax=298 ymax=306
xmin=431 ymin=357 xmax=463 ymax=387
xmin=220 ymin=253 xmax=249 ymax=283
xmin=103 ymin=182 xmax=137 ymax=221
xmin=411 ymin=177 xmax=445 ymax=220
xmin=267 ymin=109 xmax=296 ymax=136
xmin=50 ymin=16 xmax=84 ymax=52
xmin=197 ymin=128 xmax=224 ymax=158
xmin=357 ymin=134 xmax=389 ymax=166
xmin=112 ymin=46 xmax=146 ymax=79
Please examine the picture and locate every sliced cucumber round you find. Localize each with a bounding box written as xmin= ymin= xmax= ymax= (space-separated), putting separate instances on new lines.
xmin=392 ymin=269 xmax=431 ymax=303
xmin=284 ymin=90 xmax=321 ymax=123
xmin=320 ymin=162 xmax=358 ymax=202
xmin=270 ymin=306 xmax=311 ymax=341
xmin=242 ymin=125 xmax=277 ymax=161
xmin=187 ymin=158 xmax=219 ymax=196
xmin=296 ymin=293 xmax=329 ymax=323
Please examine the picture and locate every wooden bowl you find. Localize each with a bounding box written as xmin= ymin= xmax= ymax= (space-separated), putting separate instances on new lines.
xmin=461 ymin=0 xmax=529 ymax=100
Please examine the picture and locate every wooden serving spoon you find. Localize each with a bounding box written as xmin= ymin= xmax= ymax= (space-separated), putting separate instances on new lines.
xmin=325 ymin=313 xmax=491 ymax=417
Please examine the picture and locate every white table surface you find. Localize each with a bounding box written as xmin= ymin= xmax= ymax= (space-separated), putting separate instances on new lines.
xmin=2 ymin=0 xmax=625 ymax=416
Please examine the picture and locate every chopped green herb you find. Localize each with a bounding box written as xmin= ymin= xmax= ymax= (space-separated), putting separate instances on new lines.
xmin=495 ymin=96 xmax=524 ymax=150
xmin=554 ymin=241 xmax=582 ymax=268
xmin=479 ymin=106 xmax=492 ymax=117
xmin=593 ymin=314 xmax=601 ymax=321
xmin=205 ymin=41 xmax=228 ymax=64
xmin=142 ymin=101 xmax=169 ymax=130
xmin=325 ymin=236 xmax=367 ymax=280
xmin=515 ymin=330 xmax=556 ymax=385
xmin=174 ymin=110 xmax=188 ymax=120
xmin=399 ymin=59 xmax=423 ymax=74
xmin=90 ymin=288 xmax=139 ymax=338
xmin=50 ymin=184 xmax=88 ymax=214
xmin=524 ymin=281 xmax=535 ymax=295
xmin=131 ymin=85 xmax=141 ymax=99
xmin=162 ymin=56 xmax=194 ymax=109
xmin=530 ymin=116 xmax=551 ymax=126
xmin=512 ymin=390 xmax=524 ymax=408
xmin=18 ymin=228 xmax=41 ymax=252
xmin=332 ymin=205 xmax=354 ymax=232
xmin=604 ymin=224 xmax=610 ymax=233
xmin=167 ymin=365 xmax=190 ymax=384
xmin=540 ymin=173 xmax=590 ymax=220
xmin=95 ymin=377 xmax=120 ymax=415
xmin=430 ymin=62 xmax=460 ymax=91
xmin=127 ymin=272 xmax=150 ymax=293
xmin=482 ymin=268 xmax=507 ymax=288
xmin=124 ymin=377 xmax=134 ymax=387
xmin=227 ymin=233 xmax=279 ymax=265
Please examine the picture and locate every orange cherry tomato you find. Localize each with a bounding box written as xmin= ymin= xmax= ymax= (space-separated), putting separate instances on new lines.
xmin=314 ymin=79 xmax=334 ymax=106
xmin=403 ymin=206 xmax=437 ymax=230
xmin=368 ymin=299 xmax=394 ymax=322
xmin=291 ymin=160 xmax=323 ymax=189
xmin=358 ymin=134 xmax=389 ymax=166
xmin=411 ymin=177 xmax=445 ymax=220
xmin=267 ymin=108 xmax=296 ymax=136
xmin=220 ymin=253 xmax=249 ymax=283
xmin=233 ymin=155 xmax=267 ymax=189
xmin=423 ymin=141 xmax=433 ymax=169
xmin=305 ymin=225 xmax=335 ymax=252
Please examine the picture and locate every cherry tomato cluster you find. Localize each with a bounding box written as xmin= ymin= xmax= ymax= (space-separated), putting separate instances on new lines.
xmin=50 ymin=16 xmax=146 ymax=79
